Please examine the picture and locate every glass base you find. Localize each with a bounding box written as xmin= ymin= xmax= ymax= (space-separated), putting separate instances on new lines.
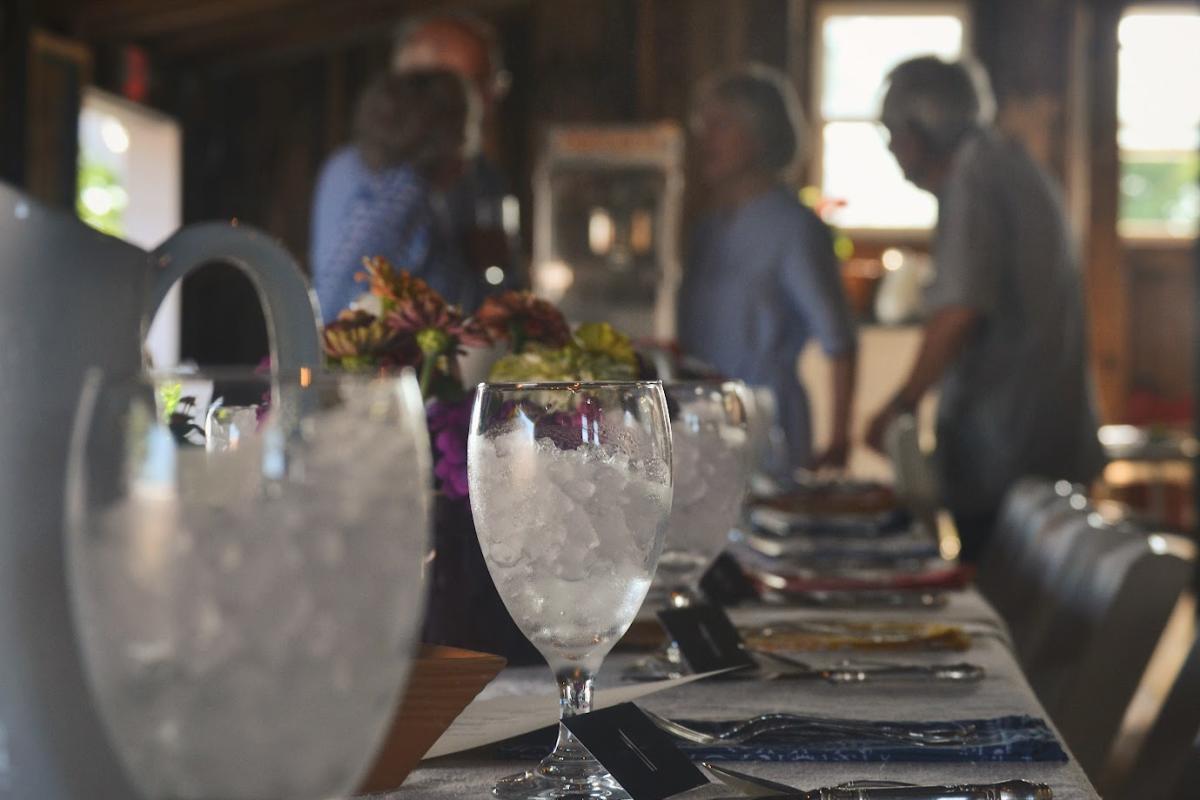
xmin=493 ymin=725 xmax=629 ymax=799
xmin=492 ymin=767 xmax=630 ymax=799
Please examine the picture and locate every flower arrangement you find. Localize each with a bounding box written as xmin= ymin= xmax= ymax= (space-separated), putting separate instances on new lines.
xmin=320 ymin=256 xmax=640 ymax=499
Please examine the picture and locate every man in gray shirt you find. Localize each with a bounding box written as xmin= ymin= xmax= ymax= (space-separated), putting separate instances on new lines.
xmin=865 ymin=57 xmax=1105 ymax=561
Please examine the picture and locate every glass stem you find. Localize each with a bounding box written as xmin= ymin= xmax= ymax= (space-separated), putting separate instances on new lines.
xmin=547 ymin=665 xmax=595 ymax=766
xmin=557 ymin=665 xmax=595 ymax=719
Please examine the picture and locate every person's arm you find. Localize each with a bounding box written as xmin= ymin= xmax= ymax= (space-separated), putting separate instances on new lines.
xmin=864 ymin=304 xmax=980 ymax=453
xmin=779 ymin=214 xmax=859 ymax=471
xmin=813 ymin=349 xmax=858 ymax=469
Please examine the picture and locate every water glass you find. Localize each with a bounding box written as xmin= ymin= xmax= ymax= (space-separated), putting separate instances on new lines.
xmin=468 ymin=381 xmax=672 ymax=799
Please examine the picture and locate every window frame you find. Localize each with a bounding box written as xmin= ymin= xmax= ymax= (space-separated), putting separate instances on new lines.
xmin=1115 ymin=3 xmax=1200 ymax=244
xmin=810 ymin=0 xmax=973 ymax=240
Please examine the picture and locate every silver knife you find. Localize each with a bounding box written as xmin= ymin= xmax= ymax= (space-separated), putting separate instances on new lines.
xmin=704 ymin=763 xmax=1053 ymax=799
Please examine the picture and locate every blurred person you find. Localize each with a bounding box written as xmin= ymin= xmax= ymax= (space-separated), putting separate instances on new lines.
xmin=677 ymin=64 xmax=858 ymax=474
xmin=864 ymin=56 xmax=1104 ymax=560
xmin=313 ymin=70 xmax=472 ymax=321
xmin=310 ymin=11 xmax=518 ymax=314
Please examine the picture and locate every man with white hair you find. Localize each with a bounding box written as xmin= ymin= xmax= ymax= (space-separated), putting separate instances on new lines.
xmin=864 ymin=56 xmax=1104 ymax=560
xmin=310 ymin=12 xmax=517 ymax=315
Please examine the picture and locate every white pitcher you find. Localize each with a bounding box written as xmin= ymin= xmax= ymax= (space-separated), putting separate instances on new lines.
xmin=0 ymin=182 xmax=323 ymax=799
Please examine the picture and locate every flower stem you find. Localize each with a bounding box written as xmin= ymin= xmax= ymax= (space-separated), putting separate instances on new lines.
xmin=418 ymin=355 xmax=436 ymax=399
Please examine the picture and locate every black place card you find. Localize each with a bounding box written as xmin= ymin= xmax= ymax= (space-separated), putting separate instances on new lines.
xmin=657 ymin=603 xmax=758 ymax=674
xmin=700 ymin=551 xmax=759 ymax=605
xmin=562 ymin=703 xmax=708 ymax=800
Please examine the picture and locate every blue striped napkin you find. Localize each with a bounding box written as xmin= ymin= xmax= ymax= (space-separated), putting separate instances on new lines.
xmin=496 ymin=714 xmax=1068 ymax=763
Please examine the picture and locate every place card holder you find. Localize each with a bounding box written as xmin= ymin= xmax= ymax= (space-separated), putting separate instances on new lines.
xmin=657 ymin=603 xmax=758 ymax=674
xmin=355 ymin=644 xmax=507 ymax=793
xmin=700 ymin=551 xmax=760 ymax=605
xmin=563 ymin=703 xmax=709 ymax=800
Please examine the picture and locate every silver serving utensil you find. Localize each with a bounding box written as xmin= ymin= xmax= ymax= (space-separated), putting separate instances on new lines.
xmin=704 ymin=762 xmax=1054 ymax=800
xmin=641 ymin=708 xmax=983 ymax=748
xmin=754 ymin=650 xmax=985 ymax=683
xmin=760 ymin=589 xmax=948 ymax=610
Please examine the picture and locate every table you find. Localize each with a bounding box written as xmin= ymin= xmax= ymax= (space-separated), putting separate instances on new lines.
xmin=387 ymin=588 xmax=1100 ymax=799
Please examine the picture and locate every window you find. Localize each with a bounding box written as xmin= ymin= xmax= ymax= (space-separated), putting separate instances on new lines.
xmin=1118 ymin=7 xmax=1200 ymax=239
xmin=813 ymin=3 xmax=968 ymax=232
xmin=78 ymin=89 xmax=183 ymax=368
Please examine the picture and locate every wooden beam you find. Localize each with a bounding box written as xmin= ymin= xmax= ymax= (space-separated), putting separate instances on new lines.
xmin=73 ymin=0 xmax=307 ymax=41
xmin=25 ymin=28 xmax=93 ymax=207
xmin=147 ymin=0 xmax=522 ymax=68
xmin=634 ymin=0 xmax=657 ymax=119
xmin=1082 ymin=0 xmax=1130 ymax=422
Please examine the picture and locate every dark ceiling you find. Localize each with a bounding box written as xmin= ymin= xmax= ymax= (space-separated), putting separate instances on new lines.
xmin=62 ymin=0 xmax=522 ymax=66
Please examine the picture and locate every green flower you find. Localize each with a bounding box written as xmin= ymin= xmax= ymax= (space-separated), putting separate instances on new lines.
xmin=574 ymin=322 xmax=638 ymax=377
xmin=488 ymin=344 xmax=578 ymax=382
xmin=485 ymin=322 xmax=639 ymax=383
xmin=157 ymin=381 xmax=184 ymax=420
xmin=416 ymin=327 xmax=452 ymax=357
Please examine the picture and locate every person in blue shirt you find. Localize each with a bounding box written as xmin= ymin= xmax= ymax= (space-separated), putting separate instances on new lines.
xmin=310 ymin=12 xmax=519 ymax=319
xmin=678 ymin=65 xmax=858 ymax=474
xmin=312 ymin=70 xmax=473 ymax=322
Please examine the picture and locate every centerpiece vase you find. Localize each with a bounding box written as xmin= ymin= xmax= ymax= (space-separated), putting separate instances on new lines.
xmin=421 ymin=494 xmax=544 ymax=665
xmin=418 ymin=394 xmax=542 ymax=666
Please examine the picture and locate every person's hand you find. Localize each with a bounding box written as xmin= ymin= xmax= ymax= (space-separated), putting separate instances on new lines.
xmin=811 ymin=437 xmax=850 ymax=471
xmin=865 ymin=403 xmax=899 ymax=455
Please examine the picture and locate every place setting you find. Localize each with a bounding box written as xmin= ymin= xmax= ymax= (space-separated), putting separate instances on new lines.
xmin=409 ymin=369 xmax=1067 ymax=800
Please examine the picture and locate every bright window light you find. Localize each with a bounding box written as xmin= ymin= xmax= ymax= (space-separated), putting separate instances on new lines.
xmin=815 ymin=4 xmax=966 ymax=231
xmin=1117 ymin=8 xmax=1200 ymax=239
xmin=100 ymin=117 xmax=130 ymax=154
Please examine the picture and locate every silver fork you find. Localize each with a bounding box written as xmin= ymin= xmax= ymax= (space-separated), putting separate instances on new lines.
xmin=640 ymin=707 xmax=981 ymax=747
xmin=754 ymin=650 xmax=986 ymax=683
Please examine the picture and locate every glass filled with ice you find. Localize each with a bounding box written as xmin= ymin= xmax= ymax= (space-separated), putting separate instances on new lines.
xmin=623 ymin=381 xmax=749 ymax=681
xmin=468 ymin=381 xmax=673 ymax=800
xmin=653 ymin=380 xmax=749 ymax=607
xmin=65 ymin=368 xmax=432 ymax=800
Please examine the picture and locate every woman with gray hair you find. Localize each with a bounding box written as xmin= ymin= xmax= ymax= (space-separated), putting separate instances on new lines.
xmin=313 ymin=69 xmax=476 ymax=321
xmin=677 ymin=64 xmax=858 ymax=474
xmin=866 ymin=56 xmax=1103 ymax=560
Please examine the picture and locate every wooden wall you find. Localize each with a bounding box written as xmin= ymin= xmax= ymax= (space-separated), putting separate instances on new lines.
xmin=1129 ymin=246 xmax=1196 ymax=406
xmin=5 ymin=0 xmax=1195 ymax=420
xmin=151 ymin=0 xmax=791 ymax=270
xmin=152 ymin=0 xmax=794 ymax=363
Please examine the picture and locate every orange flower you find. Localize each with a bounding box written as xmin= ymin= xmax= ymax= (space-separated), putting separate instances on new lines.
xmin=354 ymin=256 xmax=438 ymax=309
xmin=475 ymin=291 xmax=571 ymax=352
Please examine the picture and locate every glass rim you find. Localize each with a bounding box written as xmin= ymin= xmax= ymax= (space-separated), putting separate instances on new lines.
xmin=128 ymin=366 xmax=420 ymax=384
xmin=476 ymin=380 xmax=664 ymax=391
xmin=661 ymin=378 xmax=743 ymax=388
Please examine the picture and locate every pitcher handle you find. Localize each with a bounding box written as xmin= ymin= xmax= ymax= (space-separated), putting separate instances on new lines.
xmin=146 ymin=222 xmax=323 ymax=373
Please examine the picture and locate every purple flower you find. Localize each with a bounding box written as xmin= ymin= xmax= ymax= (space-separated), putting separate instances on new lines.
xmin=427 ymin=396 xmax=473 ymax=501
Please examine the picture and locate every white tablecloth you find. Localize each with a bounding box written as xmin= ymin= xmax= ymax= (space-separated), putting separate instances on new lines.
xmin=385 ymin=589 xmax=1099 ymax=799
